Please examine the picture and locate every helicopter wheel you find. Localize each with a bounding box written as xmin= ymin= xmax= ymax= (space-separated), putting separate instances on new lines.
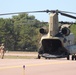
xmin=72 ymin=55 xmax=74 ymax=60
xmin=75 ymin=55 xmax=76 ymax=60
xmin=67 ymin=55 xmax=70 ymax=60
xmin=38 ymin=54 xmax=41 ymax=59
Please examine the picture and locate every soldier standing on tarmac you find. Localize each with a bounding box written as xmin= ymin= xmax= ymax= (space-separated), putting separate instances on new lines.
xmin=0 ymin=43 xmax=5 ymax=59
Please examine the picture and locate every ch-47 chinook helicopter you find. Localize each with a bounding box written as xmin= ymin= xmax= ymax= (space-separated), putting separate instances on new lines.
xmin=0 ymin=9 xmax=76 ymax=60
xmin=37 ymin=10 xmax=76 ymax=60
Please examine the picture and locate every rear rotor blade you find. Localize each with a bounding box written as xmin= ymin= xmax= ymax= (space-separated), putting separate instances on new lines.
xmin=59 ymin=21 xmax=76 ymax=24
xmin=59 ymin=10 xmax=76 ymax=14
xmin=60 ymin=12 xmax=76 ymax=19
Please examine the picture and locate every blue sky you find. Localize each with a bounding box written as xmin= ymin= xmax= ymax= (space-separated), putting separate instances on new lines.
xmin=0 ymin=0 xmax=76 ymax=22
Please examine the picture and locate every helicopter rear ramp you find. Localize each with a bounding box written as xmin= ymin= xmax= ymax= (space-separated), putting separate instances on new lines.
xmin=38 ymin=39 xmax=68 ymax=58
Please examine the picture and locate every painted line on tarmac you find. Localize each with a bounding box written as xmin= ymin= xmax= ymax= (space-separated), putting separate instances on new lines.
xmin=0 ymin=61 xmax=74 ymax=70
xmin=0 ymin=65 xmax=22 ymax=70
xmin=26 ymin=61 xmax=73 ymax=67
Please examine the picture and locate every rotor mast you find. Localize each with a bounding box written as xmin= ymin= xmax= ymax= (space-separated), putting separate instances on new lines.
xmin=48 ymin=12 xmax=59 ymax=37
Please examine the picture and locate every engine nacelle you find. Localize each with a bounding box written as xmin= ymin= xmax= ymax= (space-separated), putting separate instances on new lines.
xmin=61 ymin=27 xmax=70 ymax=36
xmin=39 ymin=28 xmax=48 ymax=34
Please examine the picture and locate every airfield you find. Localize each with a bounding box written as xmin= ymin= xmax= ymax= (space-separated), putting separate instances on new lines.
xmin=0 ymin=52 xmax=76 ymax=75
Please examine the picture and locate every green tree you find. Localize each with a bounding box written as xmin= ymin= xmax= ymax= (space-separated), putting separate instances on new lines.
xmin=0 ymin=13 xmax=47 ymax=51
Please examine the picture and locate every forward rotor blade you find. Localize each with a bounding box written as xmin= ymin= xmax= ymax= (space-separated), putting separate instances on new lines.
xmin=0 ymin=11 xmax=44 ymax=16
xmin=0 ymin=10 xmax=51 ymax=16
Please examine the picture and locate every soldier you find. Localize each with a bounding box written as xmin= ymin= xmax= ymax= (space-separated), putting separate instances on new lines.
xmin=0 ymin=43 xmax=5 ymax=59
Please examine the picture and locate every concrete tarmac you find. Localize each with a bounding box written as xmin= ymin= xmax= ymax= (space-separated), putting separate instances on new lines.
xmin=0 ymin=59 xmax=76 ymax=75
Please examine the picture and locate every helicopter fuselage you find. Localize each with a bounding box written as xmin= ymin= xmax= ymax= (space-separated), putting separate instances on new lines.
xmin=38 ymin=12 xmax=76 ymax=60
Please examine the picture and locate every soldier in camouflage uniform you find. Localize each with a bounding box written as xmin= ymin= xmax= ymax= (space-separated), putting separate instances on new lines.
xmin=0 ymin=43 xmax=5 ymax=59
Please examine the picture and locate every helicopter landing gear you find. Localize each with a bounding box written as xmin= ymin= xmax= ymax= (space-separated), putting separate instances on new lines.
xmin=66 ymin=54 xmax=76 ymax=61
xmin=72 ymin=55 xmax=74 ymax=60
xmin=75 ymin=55 xmax=76 ymax=60
xmin=67 ymin=54 xmax=70 ymax=60
xmin=38 ymin=54 xmax=41 ymax=59
xmin=71 ymin=54 xmax=76 ymax=60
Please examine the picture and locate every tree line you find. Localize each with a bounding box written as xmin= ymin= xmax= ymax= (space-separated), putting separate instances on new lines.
xmin=0 ymin=13 xmax=47 ymax=51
